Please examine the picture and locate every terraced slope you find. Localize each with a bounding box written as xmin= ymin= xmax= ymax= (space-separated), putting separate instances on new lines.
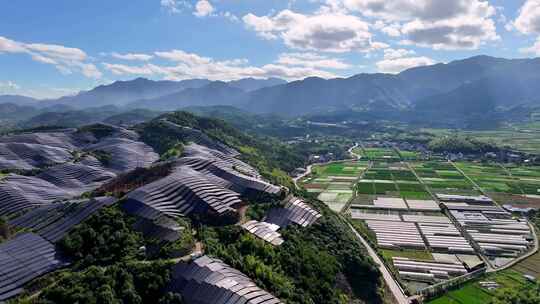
xmin=169 ymin=255 xmax=283 ymax=304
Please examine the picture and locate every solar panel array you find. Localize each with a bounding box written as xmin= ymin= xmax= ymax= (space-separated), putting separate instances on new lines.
xmin=0 ymin=126 xmax=158 ymax=216
xmin=241 ymin=220 xmax=284 ymax=246
xmin=160 ymin=119 xmax=239 ymax=156
xmin=0 ymin=233 xmax=68 ymax=301
xmin=178 ymin=145 xmax=281 ymax=195
xmin=264 ymin=197 xmax=321 ymax=228
xmin=0 ymin=143 xmax=73 ymax=170
xmin=169 ymin=255 xmax=282 ymax=304
xmin=37 ymin=162 xmax=116 ymax=193
xmin=124 ymin=166 xmax=242 ymax=219
xmin=9 ymin=197 xmax=116 ymax=242
xmin=0 ymin=174 xmax=75 ymax=216
xmin=86 ymin=137 xmax=159 ymax=172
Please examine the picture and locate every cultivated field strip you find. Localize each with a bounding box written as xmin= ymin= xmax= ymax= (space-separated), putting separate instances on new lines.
xmin=0 ymin=233 xmax=68 ymax=301
xmin=9 ymin=197 xmax=116 ymax=242
xmin=169 ymin=255 xmax=282 ymax=304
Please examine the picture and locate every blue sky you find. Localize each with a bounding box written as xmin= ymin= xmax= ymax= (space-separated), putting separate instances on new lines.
xmin=1 ymin=0 xmax=540 ymax=99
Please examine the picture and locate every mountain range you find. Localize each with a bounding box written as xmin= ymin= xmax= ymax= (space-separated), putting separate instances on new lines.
xmin=2 ymin=55 xmax=540 ymax=127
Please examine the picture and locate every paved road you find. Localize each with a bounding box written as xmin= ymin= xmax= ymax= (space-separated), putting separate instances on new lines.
xmin=347 ymin=222 xmax=410 ymax=304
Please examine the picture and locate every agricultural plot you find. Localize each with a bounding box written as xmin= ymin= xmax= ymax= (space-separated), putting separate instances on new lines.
xmin=301 ymin=161 xmax=367 ymax=212
xmin=411 ymin=162 xmax=480 ymax=196
xmin=427 ymin=269 xmax=534 ymax=304
xmin=354 ymin=162 xmax=432 ymax=204
xmin=357 ymin=147 xmax=401 ymax=162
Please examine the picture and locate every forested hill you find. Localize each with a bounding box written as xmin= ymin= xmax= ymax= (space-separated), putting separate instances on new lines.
xmin=136 ymin=111 xmax=306 ymax=188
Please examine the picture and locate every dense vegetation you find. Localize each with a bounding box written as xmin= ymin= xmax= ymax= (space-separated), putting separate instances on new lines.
xmin=428 ymin=135 xmax=499 ymax=154
xmin=59 ymin=205 xmax=145 ymax=268
xmin=38 ymin=262 xmax=180 ymax=304
xmin=200 ymin=199 xmax=383 ymax=304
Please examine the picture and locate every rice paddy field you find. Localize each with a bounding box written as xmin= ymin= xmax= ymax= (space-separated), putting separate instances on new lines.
xmin=301 ymin=161 xmax=368 ymax=212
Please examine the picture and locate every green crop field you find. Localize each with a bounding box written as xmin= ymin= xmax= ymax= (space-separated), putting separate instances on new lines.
xmin=456 ymin=162 xmax=540 ymax=195
xmin=360 ymin=147 xmax=401 ymax=162
xmin=427 ymin=270 xmax=533 ymax=304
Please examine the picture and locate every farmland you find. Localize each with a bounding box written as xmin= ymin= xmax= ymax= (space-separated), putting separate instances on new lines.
xmin=455 ymin=162 xmax=540 ymax=207
xmin=411 ymin=161 xmax=480 ymax=196
xmin=301 ymin=161 xmax=368 ymax=212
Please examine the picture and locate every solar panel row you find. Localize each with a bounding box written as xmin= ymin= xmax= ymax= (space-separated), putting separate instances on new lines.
xmin=0 ymin=233 xmax=68 ymax=301
xmin=169 ymin=255 xmax=282 ymax=304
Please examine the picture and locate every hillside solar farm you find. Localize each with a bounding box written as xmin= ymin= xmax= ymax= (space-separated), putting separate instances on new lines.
xmin=0 ymin=119 xmax=335 ymax=303
xmin=300 ymin=142 xmax=540 ymax=301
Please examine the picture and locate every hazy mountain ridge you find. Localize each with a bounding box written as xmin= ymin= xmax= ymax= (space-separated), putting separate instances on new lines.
xmin=3 ymin=56 xmax=540 ymax=126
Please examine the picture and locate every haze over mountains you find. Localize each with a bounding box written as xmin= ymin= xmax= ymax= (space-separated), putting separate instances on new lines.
xmin=2 ymin=56 xmax=540 ymax=127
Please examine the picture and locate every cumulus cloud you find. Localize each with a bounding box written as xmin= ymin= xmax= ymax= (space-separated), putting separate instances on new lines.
xmin=276 ymin=52 xmax=351 ymax=69
xmin=341 ymin=0 xmax=499 ymax=50
xmin=103 ymin=48 xmax=343 ymax=81
xmin=0 ymin=36 xmax=101 ymax=78
xmin=514 ymin=0 xmax=540 ymax=35
xmin=375 ymin=48 xmax=435 ymax=73
xmin=242 ymin=9 xmax=387 ymax=53
xmin=110 ymin=52 xmax=154 ymax=61
xmin=194 ymin=0 xmax=214 ymax=17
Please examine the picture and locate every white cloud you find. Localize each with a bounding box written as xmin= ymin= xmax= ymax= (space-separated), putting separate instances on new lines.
xmin=110 ymin=52 xmax=154 ymax=61
xmin=194 ymin=0 xmax=214 ymax=17
xmin=154 ymin=49 xmax=212 ymax=65
xmin=276 ymin=52 xmax=351 ymax=69
xmin=103 ymin=48 xmax=342 ymax=81
xmin=520 ymin=38 xmax=540 ymax=56
xmin=382 ymin=48 xmax=415 ymax=60
xmin=160 ymin=0 xmax=190 ymax=14
xmin=0 ymin=36 xmax=101 ymax=78
xmin=243 ymin=9 xmax=387 ymax=53
xmin=514 ymin=0 xmax=540 ymax=35
xmin=0 ymin=81 xmax=20 ymax=92
xmin=376 ymin=56 xmax=436 ymax=73
xmin=341 ymin=0 xmax=499 ymax=50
